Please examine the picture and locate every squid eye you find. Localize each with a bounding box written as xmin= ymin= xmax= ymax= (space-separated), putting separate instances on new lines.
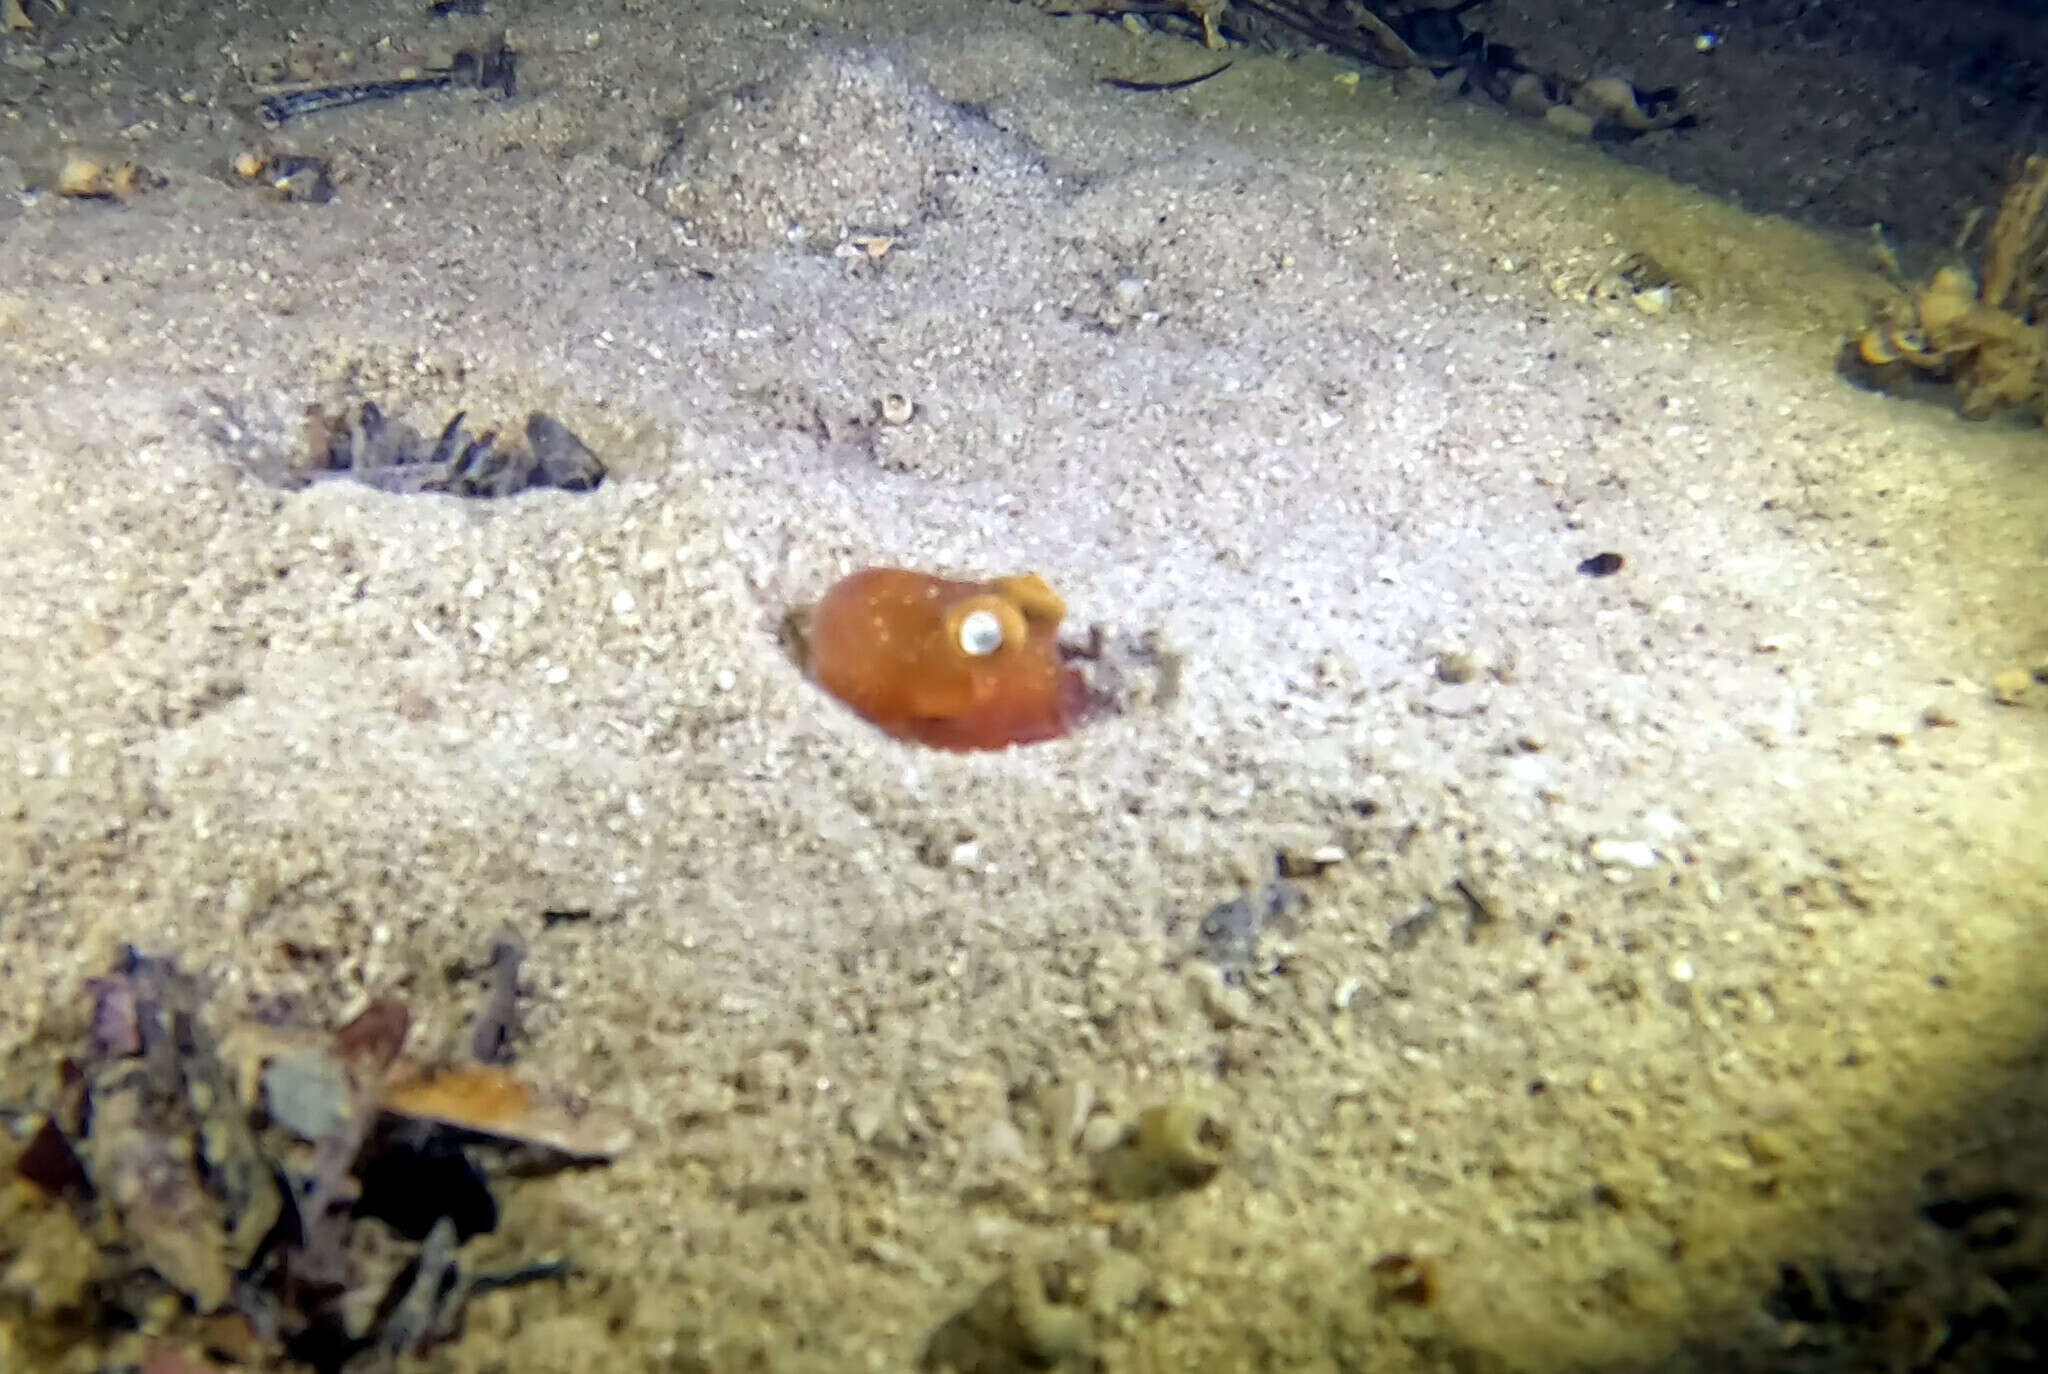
xmin=956 ymin=608 xmax=1006 ymax=656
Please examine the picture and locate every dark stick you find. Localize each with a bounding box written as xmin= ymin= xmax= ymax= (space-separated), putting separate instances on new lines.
xmin=471 ymin=929 xmax=526 ymax=1065
xmin=1103 ymin=61 xmax=1234 ymax=92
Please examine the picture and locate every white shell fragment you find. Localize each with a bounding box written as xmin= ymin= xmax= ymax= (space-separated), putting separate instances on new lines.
xmin=1589 ymin=838 xmax=1660 ymax=870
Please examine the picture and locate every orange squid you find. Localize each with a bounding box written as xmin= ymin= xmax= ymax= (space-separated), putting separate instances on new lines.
xmin=800 ymin=567 xmax=1089 ymax=751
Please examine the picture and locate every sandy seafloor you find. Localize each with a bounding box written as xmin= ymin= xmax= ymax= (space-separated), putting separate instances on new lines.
xmin=2 ymin=0 xmax=2047 ymax=1370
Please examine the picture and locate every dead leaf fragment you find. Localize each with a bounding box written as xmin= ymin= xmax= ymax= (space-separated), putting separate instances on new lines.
xmin=80 ymin=1066 xmax=238 ymax=1311
xmin=12 ymin=1115 xmax=93 ymax=1200
xmin=334 ymin=996 xmax=412 ymax=1075
xmin=380 ymin=1063 xmax=636 ymax=1160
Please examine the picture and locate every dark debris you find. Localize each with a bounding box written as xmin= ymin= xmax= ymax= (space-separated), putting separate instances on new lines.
xmin=1 ymin=949 xmax=621 ymax=1373
xmin=298 ymin=400 xmax=606 ymax=498
xmin=1189 ymin=878 xmax=1305 ymax=978
xmin=1063 ymin=1 xmax=1694 ymax=141
xmin=1730 ymin=1176 xmax=2048 ymax=1373
xmin=467 ymin=929 xmax=526 ymax=1066
xmin=259 ymin=35 xmax=517 ymax=127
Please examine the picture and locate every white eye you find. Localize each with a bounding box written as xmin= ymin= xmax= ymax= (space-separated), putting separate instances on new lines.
xmin=956 ymin=608 xmax=1005 ymax=656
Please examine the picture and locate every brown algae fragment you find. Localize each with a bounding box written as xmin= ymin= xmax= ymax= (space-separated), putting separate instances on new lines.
xmin=1369 ymin=1251 xmax=1440 ymax=1308
xmin=1844 ymin=156 xmax=2048 ymax=422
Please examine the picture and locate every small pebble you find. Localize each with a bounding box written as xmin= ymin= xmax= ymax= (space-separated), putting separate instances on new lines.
xmin=979 ymin=1119 xmax=1027 ymax=1165
xmin=261 ymin=1049 xmax=355 ymax=1140
xmin=1990 ymin=668 xmax=2034 ymax=706
xmin=1187 ymin=964 xmax=1251 ymax=1029
xmin=1434 ymin=648 xmax=1478 ymax=684
xmin=1544 ymin=105 xmax=1597 ymax=138
xmin=1422 ymin=681 xmax=1486 ymax=718
xmin=57 ymin=156 xmax=108 ymax=197
xmin=1078 ymin=1113 xmax=1125 ymax=1156
xmin=1589 ymin=838 xmax=1658 ymax=870
xmin=1395 ymin=65 xmax=1439 ymax=98
xmin=1743 ymin=1129 xmax=1788 ymax=1165
xmin=1276 ymin=844 xmax=1346 ymax=877
xmin=1632 ymin=284 xmax=1674 ymax=315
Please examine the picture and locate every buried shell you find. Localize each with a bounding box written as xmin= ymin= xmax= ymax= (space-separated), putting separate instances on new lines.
xmin=1852 ymin=321 xmax=1943 ymax=370
xmin=919 ymin=1243 xmax=1156 ymax=1373
xmin=1839 ymin=318 xmax=1953 ymax=396
xmin=1089 ymin=1097 xmax=1232 ymax=1199
xmin=1132 ymin=1099 xmax=1231 ymax=1182
xmin=1853 ymin=327 xmax=1905 ymax=368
